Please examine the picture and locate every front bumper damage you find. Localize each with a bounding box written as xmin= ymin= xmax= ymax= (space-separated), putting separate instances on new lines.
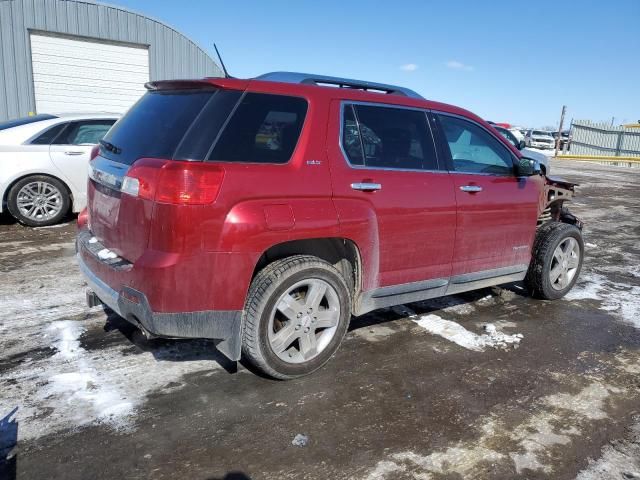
xmin=538 ymin=175 xmax=583 ymax=229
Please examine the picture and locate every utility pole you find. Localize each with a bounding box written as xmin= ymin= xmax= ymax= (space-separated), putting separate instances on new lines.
xmin=555 ymin=105 xmax=566 ymax=157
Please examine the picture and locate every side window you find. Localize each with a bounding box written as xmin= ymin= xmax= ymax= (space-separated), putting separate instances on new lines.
xmin=343 ymin=104 xmax=437 ymax=170
xmin=437 ymin=115 xmax=514 ymax=175
xmin=54 ymin=120 xmax=116 ymax=145
xmin=30 ymin=123 xmax=68 ymax=145
xmin=209 ymin=93 xmax=308 ymax=164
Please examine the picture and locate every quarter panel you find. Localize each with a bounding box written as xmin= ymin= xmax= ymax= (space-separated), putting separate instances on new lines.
xmin=0 ymin=148 xmax=80 ymax=211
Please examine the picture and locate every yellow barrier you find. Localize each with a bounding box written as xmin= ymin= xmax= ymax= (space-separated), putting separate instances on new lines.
xmin=556 ymin=154 xmax=640 ymax=163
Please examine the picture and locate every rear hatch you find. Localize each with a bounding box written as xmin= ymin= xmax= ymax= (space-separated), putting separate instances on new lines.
xmin=87 ymin=82 xmax=243 ymax=262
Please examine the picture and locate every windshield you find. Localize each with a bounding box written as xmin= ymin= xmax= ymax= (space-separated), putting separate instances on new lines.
xmin=532 ymin=130 xmax=550 ymax=136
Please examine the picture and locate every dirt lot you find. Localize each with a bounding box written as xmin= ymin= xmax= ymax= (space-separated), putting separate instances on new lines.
xmin=1 ymin=160 xmax=640 ymax=480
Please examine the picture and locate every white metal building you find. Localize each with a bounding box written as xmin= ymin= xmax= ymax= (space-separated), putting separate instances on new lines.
xmin=0 ymin=0 xmax=222 ymax=121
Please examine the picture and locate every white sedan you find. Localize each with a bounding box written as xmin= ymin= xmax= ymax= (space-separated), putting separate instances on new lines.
xmin=0 ymin=113 xmax=118 ymax=226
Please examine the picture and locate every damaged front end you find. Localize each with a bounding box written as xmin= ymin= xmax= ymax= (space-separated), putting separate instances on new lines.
xmin=537 ymin=176 xmax=583 ymax=229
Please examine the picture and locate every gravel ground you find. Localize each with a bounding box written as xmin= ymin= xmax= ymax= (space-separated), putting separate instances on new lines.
xmin=1 ymin=159 xmax=639 ymax=480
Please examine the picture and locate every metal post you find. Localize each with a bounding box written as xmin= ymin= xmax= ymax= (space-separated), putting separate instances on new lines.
xmin=555 ymin=105 xmax=566 ymax=157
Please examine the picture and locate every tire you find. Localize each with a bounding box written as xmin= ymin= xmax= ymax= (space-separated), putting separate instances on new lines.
xmin=241 ymin=255 xmax=352 ymax=380
xmin=525 ymin=222 xmax=584 ymax=300
xmin=7 ymin=175 xmax=70 ymax=227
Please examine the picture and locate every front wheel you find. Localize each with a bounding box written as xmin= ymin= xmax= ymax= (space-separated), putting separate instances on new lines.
xmin=241 ymin=255 xmax=351 ymax=379
xmin=526 ymin=222 xmax=584 ymax=300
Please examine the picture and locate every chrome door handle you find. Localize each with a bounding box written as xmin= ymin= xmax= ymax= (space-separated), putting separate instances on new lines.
xmin=460 ymin=185 xmax=483 ymax=193
xmin=64 ymin=150 xmax=84 ymax=156
xmin=351 ymin=182 xmax=382 ymax=191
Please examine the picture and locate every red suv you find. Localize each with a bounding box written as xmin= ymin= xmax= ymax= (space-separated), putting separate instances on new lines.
xmin=77 ymin=72 xmax=584 ymax=379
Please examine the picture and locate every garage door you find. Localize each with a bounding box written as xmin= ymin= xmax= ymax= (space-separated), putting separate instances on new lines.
xmin=30 ymin=33 xmax=149 ymax=115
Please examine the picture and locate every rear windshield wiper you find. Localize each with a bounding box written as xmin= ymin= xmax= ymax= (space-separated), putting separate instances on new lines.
xmin=100 ymin=140 xmax=122 ymax=154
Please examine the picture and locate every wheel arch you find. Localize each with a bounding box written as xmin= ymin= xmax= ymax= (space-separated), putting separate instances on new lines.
xmin=252 ymin=237 xmax=363 ymax=309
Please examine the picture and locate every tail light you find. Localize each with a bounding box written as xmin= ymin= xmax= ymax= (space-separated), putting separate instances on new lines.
xmin=121 ymin=159 xmax=225 ymax=205
xmin=77 ymin=207 xmax=89 ymax=228
xmin=90 ymin=144 xmax=100 ymax=160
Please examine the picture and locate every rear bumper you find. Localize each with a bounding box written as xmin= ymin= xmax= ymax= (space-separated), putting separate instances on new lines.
xmin=77 ymin=251 xmax=243 ymax=361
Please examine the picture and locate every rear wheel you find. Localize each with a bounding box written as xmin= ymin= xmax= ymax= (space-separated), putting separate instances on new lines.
xmin=7 ymin=175 xmax=70 ymax=227
xmin=241 ymin=255 xmax=351 ymax=379
xmin=526 ymin=222 xmax=584 ymax=300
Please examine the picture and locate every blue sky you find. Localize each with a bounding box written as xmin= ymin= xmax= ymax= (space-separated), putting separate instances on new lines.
xmin=116 ymin=0 xmax=640 ymax=128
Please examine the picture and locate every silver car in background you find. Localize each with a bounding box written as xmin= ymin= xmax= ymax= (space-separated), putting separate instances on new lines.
xmin=493 ymin=125 xmax=550 ymax=174
xmin=525 ymin=129 xmax=555 ymax=150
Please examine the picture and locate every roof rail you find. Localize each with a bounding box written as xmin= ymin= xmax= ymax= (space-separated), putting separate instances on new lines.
xmin=255 ymin=72 xmax=424 ymax=100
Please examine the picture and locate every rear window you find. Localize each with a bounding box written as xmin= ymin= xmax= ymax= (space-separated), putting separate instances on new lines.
xmin=208 ymin=93 xmax=308 ymax=164
xmin=99 ymin=89 xmax=241 ymax=165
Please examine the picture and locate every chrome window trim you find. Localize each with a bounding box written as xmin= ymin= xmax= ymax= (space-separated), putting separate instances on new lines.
xmin=432 ymin=111 xmax=520 ymax=177
xmin=338 ymin=100 xmax=446 ymax=174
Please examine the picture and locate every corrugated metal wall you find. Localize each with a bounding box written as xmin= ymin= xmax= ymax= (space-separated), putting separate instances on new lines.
xmin=0 ymin=0 xmax=222 ymax=120
xmin=570 ymin=121 xmax=640 ymax=157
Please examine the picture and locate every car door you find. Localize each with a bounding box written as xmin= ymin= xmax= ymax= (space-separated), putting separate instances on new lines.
xmin=433 ymin=112 xmax=542 ymax=277
xmin=49 ymin=119 xmax=116 ymax=195
xmin=328 ymin=101 xmax=456 ymax=291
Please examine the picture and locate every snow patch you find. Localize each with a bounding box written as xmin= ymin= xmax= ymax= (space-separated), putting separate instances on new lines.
xmin=365 ymin=379 xmax=624 ymax=478
xmin=97 ymin=248 xmax=117 ymax=260
xmin=413 ymin=315 xmax=522 ymax=351
xmin=0 ymin=255 xmax=225 ymax=441
xmin=566 ymin=271 xmax=640 ymax=329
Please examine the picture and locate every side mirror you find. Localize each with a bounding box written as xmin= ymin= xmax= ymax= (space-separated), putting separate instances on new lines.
xmin=517 ymin=140 xmax=526 ymax=150
xmin=516 ymin=157 xmax=540 ymax=176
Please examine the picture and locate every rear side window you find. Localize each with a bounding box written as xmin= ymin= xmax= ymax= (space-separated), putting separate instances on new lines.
xmin=100 ymin=89 xmax=240 ymax=165
xmin=341 ymin=104 xmax=437 ymax=170
xmin=30 ymin=123 xmax=68 ymax=145
xmin=53 ymin=120 xmax=115 ymax=145
xmin=208 ymin=93 xmax=308 ymax=164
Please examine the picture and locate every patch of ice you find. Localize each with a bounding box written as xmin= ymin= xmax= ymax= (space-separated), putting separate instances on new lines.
xmin=365 ymin=378 xmax=625 ymax=479
xmin=586 ymin=242 xmax=598 ymax=249
xmin=576 ymin=421 xmax=640 ymax=480
xmin=413 ymin=315 xmax=522 ymax=351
